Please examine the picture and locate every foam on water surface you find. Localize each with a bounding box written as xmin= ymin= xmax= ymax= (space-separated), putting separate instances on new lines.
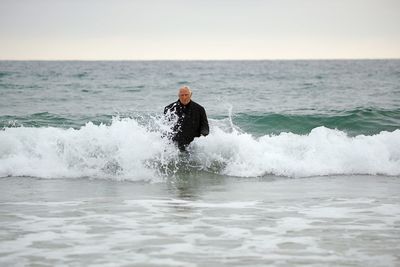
xmin=1 ymin=116 xmax=399 ymax=180
xmin=0 ymin=176 xmax=399 ymax=267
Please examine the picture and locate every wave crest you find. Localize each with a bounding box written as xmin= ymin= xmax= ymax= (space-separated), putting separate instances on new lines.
xmin=1 ymin=117 xmax=399 ymax=180
xmin=192 ymin=126 xmax=400 ymax=177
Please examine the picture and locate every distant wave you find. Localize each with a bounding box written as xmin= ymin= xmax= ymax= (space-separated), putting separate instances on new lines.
xmin=0 ymin=71 xmax=12 ymax=78
xmin=0 ymin=112 xmax=114 ymax=129
xmin=1 ymin=116 xmax=399 ymax=180
xmin=227 ymin=108 xmax=400 ymax=136
xmin=2 ymin=108 xmax=399 ymax=136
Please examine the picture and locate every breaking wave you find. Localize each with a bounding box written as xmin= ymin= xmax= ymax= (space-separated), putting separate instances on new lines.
xmin=0 ymin=116 xmax=399 ymax=180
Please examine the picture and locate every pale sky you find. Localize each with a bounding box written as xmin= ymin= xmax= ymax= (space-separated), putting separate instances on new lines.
xmin=1 ymin=0 xmax=399 ymax=60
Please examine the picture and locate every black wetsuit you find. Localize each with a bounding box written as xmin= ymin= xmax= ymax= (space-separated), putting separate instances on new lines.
xmin=164 ymin=100 xmax=209 ymax=151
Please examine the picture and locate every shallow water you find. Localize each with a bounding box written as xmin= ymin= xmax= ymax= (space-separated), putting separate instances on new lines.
xmin=1 ymin=175 xmax=399 ymax=266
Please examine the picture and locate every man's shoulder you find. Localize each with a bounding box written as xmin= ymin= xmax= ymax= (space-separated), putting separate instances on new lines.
xmin=190 ymin=101 xmax=205 ymax=110
xmin=165 ymin=100 xmax=179 ymax=110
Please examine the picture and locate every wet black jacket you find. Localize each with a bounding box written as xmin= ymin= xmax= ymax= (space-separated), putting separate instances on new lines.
xmin=164 ymin=100 xmax=209 ymax=148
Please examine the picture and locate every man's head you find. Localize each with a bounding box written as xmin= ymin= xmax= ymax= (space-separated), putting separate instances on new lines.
xmin=178 ymin=86 xmax=192 ymax=105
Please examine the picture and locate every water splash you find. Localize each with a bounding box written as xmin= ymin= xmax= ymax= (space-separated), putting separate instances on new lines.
xmin=1 ymin=116 xmax=399 ymax=180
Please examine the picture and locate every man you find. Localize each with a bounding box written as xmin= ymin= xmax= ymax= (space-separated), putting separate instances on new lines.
xmin=164 ymin=86 xmax=209 ymax=151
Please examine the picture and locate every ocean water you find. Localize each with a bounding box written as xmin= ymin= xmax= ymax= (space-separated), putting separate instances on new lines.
xmin=1 ymin=60 xmax=400 ymax=266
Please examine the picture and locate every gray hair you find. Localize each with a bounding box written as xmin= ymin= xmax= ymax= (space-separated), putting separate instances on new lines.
xmin=179 ymin=86 xmax=192 ymax=96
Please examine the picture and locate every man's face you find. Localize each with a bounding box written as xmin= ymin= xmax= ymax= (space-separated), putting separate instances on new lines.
xmin=179 ymin=88 xmax=191 ymax=105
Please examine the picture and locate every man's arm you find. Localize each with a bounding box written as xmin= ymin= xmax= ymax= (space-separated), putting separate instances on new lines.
xmin=200 ymin=107 xmax=209 ymax=136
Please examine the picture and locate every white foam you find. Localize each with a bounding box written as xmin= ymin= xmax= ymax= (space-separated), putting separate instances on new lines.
xmin=1 ymin=117 xmax=400 ymax=180
xmin=0 ymin=117 xmax=179 ymax=181
xmin=192 ymin=125 xmax=400 ymax=178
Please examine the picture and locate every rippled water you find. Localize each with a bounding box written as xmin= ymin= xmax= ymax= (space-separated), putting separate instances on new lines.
xmin=1 ymin=176 xmax=399 ymax=266
xmin=1 ymin=60 xmax=399 ymax=118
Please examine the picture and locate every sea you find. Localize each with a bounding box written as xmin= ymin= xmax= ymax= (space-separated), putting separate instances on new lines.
xmin=0 ymin=60 xmax=399 ymax=266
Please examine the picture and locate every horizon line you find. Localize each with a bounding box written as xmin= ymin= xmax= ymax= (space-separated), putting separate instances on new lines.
xmin=1 ymin=57 xmax=399 ymax=61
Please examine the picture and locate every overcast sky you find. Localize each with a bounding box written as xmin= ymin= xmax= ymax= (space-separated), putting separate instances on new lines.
xmin=1 ymin=0 xmax=399 ymax=60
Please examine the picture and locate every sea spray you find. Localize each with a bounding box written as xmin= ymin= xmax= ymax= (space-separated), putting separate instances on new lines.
xmin=192 ymin=126 xmax=400 ymax=177
xmin=1 ymin=116 xmax=400 ymax=180
xmin=0 ymin=116 xmax=181 ymax=180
